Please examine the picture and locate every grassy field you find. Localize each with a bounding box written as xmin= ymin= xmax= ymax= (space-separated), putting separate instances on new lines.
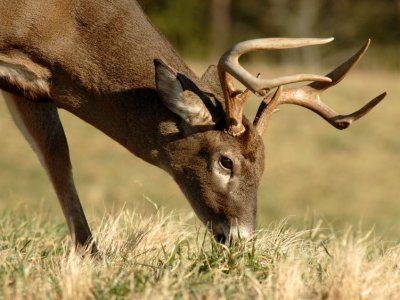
xmin=0 ymin=63 xmax=399 ymax=298
xmin=2 ymin=210 xmax=400 ymax=299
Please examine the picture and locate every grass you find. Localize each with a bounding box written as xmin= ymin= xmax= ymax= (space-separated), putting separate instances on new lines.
xmin=1 ymin=209 xmax=400 ymax=299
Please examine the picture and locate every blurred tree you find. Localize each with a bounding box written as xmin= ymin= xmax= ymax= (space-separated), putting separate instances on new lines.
xmin=268 ymin=0 xmax=322 ymax=66
xmin=137 ymin=0 xmax=399 ymax=69
xmin=138 ymin=0 xmax=209 ymax=57
xmin=210 ymin=0 xmax=231 ymax=60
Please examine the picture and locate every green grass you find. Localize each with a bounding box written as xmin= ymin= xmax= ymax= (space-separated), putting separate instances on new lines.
xmin=1 ymin=210 xmax=400 ymax=299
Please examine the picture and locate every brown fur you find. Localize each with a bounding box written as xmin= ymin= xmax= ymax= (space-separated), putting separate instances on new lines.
xmin=0 ymin=0 xmax=265 ymax=249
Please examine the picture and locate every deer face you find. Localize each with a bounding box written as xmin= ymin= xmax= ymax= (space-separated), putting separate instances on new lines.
xmin=155 ymin=60 xmax=264 ymax=241
xmin=171 ymin=123 xmax=264 ymax=242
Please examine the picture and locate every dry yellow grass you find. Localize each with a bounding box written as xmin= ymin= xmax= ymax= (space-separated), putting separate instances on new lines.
xmin=1 ymin=210 xmax=400 ymax=299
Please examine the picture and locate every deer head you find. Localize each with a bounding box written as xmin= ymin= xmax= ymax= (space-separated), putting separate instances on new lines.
xmin=154 ymin=38 xmax=385 ymax=242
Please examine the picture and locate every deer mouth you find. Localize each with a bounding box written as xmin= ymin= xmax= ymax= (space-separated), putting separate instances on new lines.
xmin=211 ymin=222 xmax=252 ymax=244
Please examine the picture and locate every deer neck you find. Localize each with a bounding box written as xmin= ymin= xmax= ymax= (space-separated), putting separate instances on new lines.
xmin=56 ymin=74 xmax=196 ymax=170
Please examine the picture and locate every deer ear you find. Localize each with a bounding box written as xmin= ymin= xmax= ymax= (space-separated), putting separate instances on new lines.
xmin=154 ymin=59 xmax=213 ymax=127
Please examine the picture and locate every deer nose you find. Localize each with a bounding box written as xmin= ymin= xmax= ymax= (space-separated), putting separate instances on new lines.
xmin=215 ymin=233 xmax=227 ymax=244
xmin=213 ymin=224 xmax=252 ymax=244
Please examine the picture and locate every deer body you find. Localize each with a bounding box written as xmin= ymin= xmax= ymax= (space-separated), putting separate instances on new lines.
xmin=1 ymin=0 xmax=199 ymax=162
xmin=0 ymin=0 xmax=385 ymax=251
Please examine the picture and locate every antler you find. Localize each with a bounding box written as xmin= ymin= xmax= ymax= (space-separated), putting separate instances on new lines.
xmin=218 ymin=38 xmax=335 ymax=136
xmin=253 ymin=39 xmax=386 ymax=135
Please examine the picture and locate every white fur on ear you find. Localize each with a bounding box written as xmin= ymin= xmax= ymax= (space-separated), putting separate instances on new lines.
xmin=155 ymin=59 xmax=213 ymax=127
xmin=155 ymin=60 xmax=185 ymax=116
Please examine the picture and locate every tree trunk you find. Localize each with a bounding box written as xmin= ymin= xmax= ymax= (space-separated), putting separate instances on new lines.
xmin=269 ymin=0 xmax=321 ymax=67
xmin=210 ymin=0 xmax=231 ymax=60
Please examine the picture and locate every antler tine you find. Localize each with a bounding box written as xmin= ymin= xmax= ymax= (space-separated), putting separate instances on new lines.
xmin=218 ymin=38 xmax=334 ymax=136
xmin=326 ymin=92 xmax=386 ymax=127
xmin=310 ymin=39 xmax=371 ymax=91
xmin=253 ymin=86 xmax=283 ymax=134
xmin=254 ymin=40 xmax=387 ymax=135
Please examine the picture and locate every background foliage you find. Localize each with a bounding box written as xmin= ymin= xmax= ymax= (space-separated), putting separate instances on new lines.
xmin=139 ymin=0 xmax=400 ymax=69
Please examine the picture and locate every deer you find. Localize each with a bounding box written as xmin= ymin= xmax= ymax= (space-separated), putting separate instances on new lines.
xmin=0 ymin=0 xmax=385 ymax=253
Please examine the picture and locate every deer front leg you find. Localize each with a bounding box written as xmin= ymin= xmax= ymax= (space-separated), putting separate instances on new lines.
xmin=3 ymin=92 xmax=97 ymax=253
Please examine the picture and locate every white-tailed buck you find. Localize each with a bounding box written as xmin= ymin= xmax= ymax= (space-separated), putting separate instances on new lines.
xmin=0 ymin=1 xmax=385 ymax=251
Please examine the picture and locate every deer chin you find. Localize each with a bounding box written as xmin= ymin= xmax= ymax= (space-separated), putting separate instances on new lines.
xmin=229 ymin=224 xmax=252 ymax=240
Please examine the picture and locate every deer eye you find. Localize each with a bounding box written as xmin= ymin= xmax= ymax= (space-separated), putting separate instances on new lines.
xmin=219 ymin=156 xmax=233 ymax=170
